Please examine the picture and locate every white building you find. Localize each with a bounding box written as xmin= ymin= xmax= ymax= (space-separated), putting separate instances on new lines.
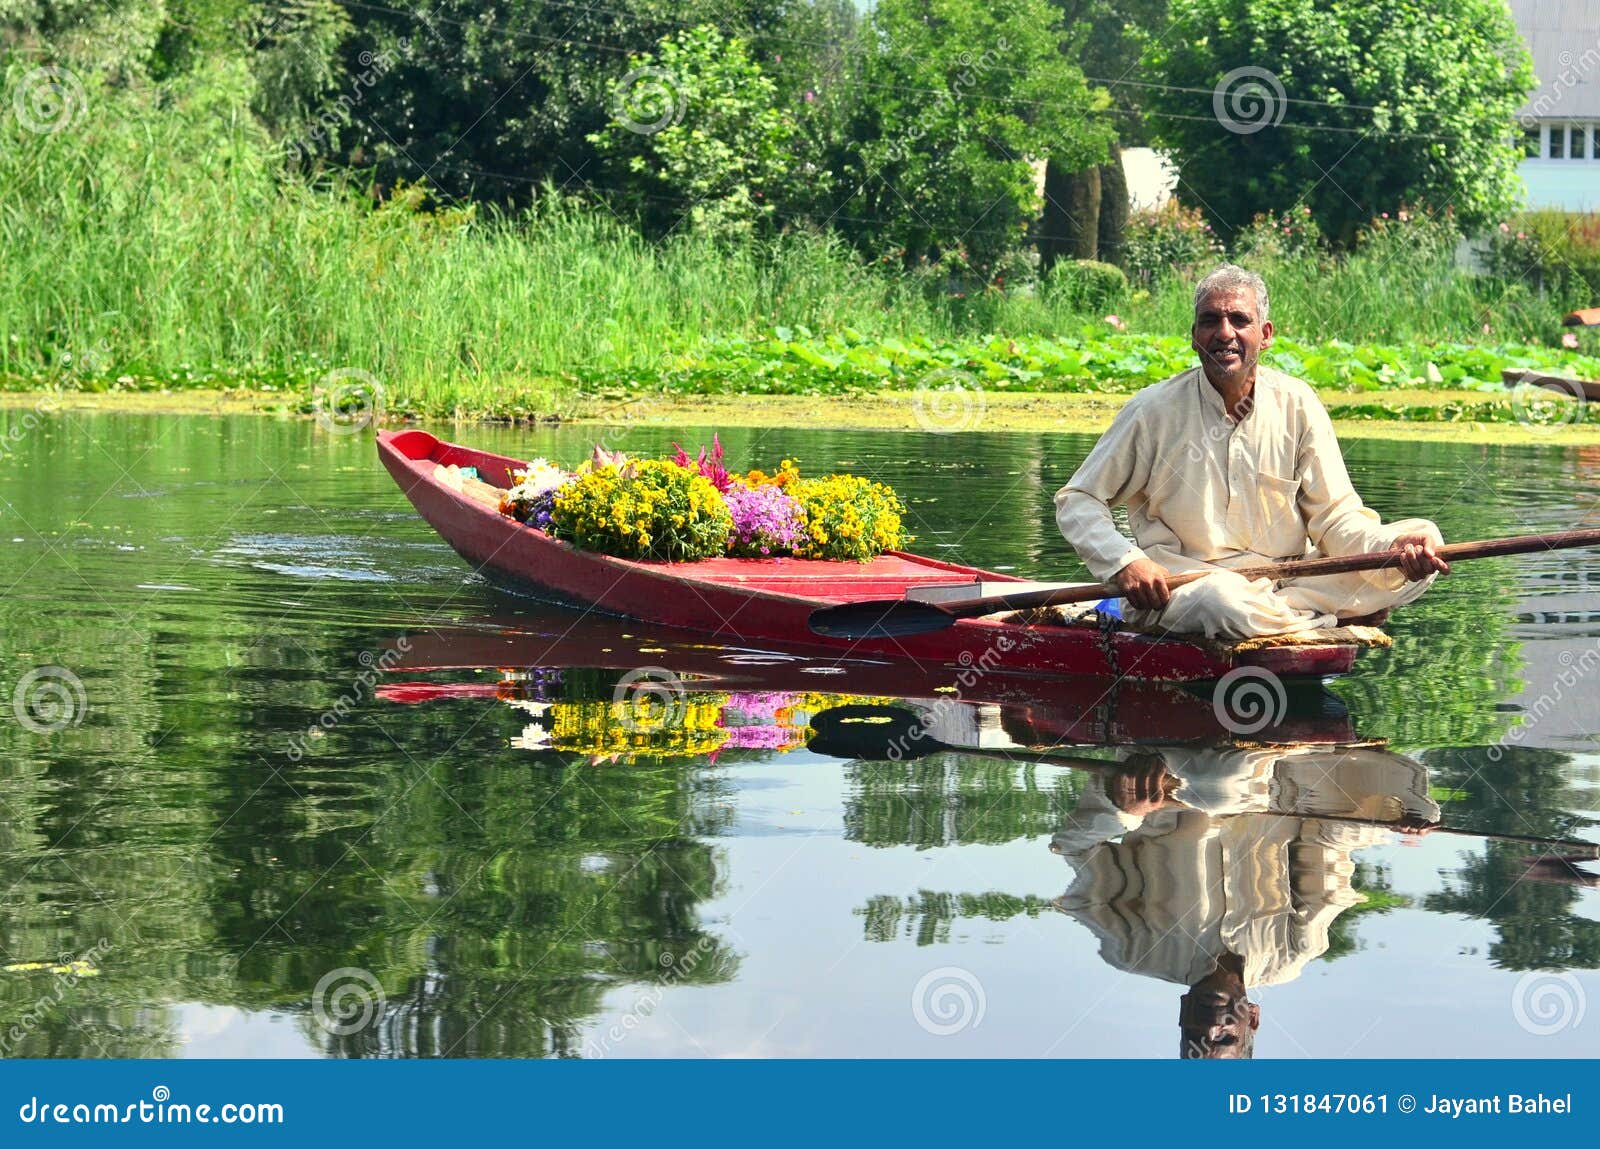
xmin=1511 ymin=0 xmax=1600 ymax=211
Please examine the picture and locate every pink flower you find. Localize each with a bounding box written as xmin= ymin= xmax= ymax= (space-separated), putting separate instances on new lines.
xmin=1398 ymin=210 xmax=1410 ymax=222
xmin=1482 ymin=323 xmax=1492 ymax=335
xmin=1517 ymin=232 xmax=1527 ymax=240
xmin=1104 ymin=314 xmax=1127 ymax=331
xmin=1564 ymin=332 xmax=1581 ymax=349
xmin=1500 ymin=222 xmax=1512 ymax=233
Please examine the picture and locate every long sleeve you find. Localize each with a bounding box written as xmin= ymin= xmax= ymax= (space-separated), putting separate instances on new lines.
xmin=1055 ymin=400 xmax=1153 ymax=582
xmin=1296 ymin=399 xmax=1440 ymax=558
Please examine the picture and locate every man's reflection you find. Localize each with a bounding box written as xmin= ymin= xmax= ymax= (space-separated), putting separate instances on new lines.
xmin=1050 ymin=744 xmax=1440 ymax=1058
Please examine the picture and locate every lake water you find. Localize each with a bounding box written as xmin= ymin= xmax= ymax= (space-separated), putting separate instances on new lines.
xmin=0 ymin=410 xmax=1596 ymax=1059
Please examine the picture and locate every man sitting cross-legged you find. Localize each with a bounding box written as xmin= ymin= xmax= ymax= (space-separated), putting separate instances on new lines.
xmin=1055 ymin=263 xmax=1449 ymax=640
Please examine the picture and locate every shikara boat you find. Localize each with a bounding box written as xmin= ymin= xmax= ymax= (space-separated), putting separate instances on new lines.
xmin=378 ymin=429 xmax=1369 ymax=683
xmin=1502 ymin=366 xmax=1600 ymax=402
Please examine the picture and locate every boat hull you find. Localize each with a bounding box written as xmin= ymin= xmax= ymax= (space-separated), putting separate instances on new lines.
xmin=377 ymin=429 xmax=1359 ymax=683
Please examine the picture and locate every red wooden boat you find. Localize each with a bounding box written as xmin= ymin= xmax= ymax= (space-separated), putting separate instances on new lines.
xmin=377 ymin=429 xmax=1364 ymax=683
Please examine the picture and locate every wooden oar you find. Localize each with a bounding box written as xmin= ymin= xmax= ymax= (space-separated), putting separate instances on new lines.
xmin=805 ymin=705 xmax=1600 ymax=859
xmin=808 ymin=527 xmax=1600 ymax=639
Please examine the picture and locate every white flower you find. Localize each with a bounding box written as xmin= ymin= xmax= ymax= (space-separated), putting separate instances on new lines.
xmin=507 ymin=458 xmax=572 ymax=501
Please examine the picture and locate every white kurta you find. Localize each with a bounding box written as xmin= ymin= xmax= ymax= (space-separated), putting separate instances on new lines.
xmin=1055 ymin=366 xmax=1440 ymax=638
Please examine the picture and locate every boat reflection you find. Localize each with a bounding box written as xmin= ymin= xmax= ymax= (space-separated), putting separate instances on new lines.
xmin=377 ymin=612 xmax=1364 ymax=754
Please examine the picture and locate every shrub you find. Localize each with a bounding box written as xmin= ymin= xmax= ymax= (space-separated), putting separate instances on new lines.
xmin=1233 ymin=206 xmax=1327 ymax=263
xmin=1045 ymin=259 xmax=1129 ymax=310
xmin=1121 ymin=201 xmax=1225 ymax=285
xmin=551 ymin=459 xmax=732 ymax=561
xmin=1483 ymin=210 xmax=1600 ymax=308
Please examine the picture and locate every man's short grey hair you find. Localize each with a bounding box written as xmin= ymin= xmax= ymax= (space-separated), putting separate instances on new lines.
xmin=1193 ymin=264 xmax=1269 ymax=325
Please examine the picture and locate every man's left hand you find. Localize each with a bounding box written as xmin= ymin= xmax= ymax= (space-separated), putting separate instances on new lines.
xmin=1393 ymin=533 xmax=1450 ymax=581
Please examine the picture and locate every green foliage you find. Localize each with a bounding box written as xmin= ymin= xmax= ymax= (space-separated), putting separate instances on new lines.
xmin=844 ymin=0 xmax=1114 ymax=277
xmin=1045 ymin=259 xmax=1129 ymax=311
xmin=648 ymin=327 xmax=1600 ymax=402
xmin=1143 ymin=0 xmax=1535 ymax=245
xmin=1121 ymin=201 xmax=1225 ymax=285
xmin=340 ymin=0 xmax=756 ymax=205
xmin=1233 ymin=205 xmax=1327 ymax=264
xmin=1483 ymin=211 xmax=1600 ymax=310
xmin=591 ymin=25 xmax=808 ymax=239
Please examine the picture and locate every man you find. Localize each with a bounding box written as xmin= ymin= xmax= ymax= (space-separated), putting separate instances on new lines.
xmin=1055 ymin=264 xmax=1449 ymax=639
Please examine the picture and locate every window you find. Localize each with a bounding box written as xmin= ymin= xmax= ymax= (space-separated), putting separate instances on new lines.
xmin=1525 ymin=126 xmax=1542 ymax=157
xmin=1551 ymin=124 xmax=1566 ymax=158
xmin=1575 ymin=124 xmax=1590 ymax=159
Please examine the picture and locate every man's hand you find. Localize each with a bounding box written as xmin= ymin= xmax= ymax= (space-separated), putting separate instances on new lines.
xmin=1392 ymin=533 xmax=1450 ymax=582
xmin=1113 ymin=557 xmax=1173 ymax=611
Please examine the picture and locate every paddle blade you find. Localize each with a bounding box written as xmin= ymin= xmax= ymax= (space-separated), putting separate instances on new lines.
xmin=806 ymin=599 xmax=960 ymax=639
xmin=806 ymin=704 xmax=941 ymax=760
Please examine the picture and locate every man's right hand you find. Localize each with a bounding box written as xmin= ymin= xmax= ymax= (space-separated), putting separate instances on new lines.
xmin=1113 ymin=558 xmax=1173 ymax=611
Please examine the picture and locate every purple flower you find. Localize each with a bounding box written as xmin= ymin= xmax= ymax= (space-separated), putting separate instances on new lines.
xmin=723 ymin=484 xmax=803 ymax=557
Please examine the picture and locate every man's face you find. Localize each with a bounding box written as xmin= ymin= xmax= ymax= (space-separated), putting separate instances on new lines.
xmin=1191 ymin=286 xmax=1273 ymax=387
xmin=1178 ymin=968 xmax=1260 ymax=1059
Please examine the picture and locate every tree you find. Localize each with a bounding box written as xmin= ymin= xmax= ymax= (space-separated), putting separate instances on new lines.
xmin=339 ymin=0 xmax=761 ymax=205
xmin=1142 ymin=0 xmax=1535 ymax=246
xmin=590 ymin=25 xmax=810 ymax=238
xmin=841 ymin=0 xmax=1114 ymax=280
xmin=1039 ymin=0 xmax=1168 ymax=270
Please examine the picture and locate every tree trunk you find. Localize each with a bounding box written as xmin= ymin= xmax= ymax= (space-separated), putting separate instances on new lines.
xmin=1097 ymin=141 xmax=1129 ymax=268
xmin=1039 ymin=159 xmax=1101 ymax=271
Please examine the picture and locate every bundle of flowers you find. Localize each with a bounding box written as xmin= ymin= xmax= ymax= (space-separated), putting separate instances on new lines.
xmin=724 ymin=483 xmax=805 ymax=557
xmin=789 ymin=473 xmax=908 ymax=562
xmin=500 ymin=458 xmax=574 ymax=531
xmin=551 ymin=457 xmax=733 ymax=562
xmin=495 ymin=441 xmax=906 ymax=562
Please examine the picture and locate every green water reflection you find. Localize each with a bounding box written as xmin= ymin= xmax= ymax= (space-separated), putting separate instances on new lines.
xmin=0 ymin=410 xmax=1594 ymax=1057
